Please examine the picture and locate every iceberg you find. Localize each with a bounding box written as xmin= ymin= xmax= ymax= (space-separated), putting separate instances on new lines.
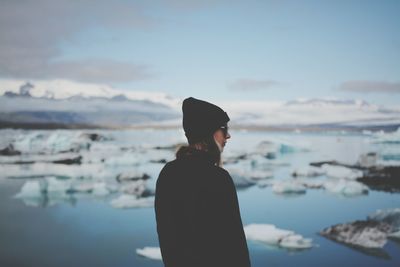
xmin=244 ymin=224 xmax=313 ymax=249
xmin=372 ymin=127 xmax=400 ymax=144
xmin=15 ymin=180 xmax=46 ymax=198
xmin=322 ymin=164 xmax=363 ymax=180
xmin=320 ymin=220 xmax=392 ymax=248
xmin=92 ymin=182 xmax=113 ymax=196
xmin=110 ymin=195 xmax=154 ymax=209
xmin=136 ymin=247 xmax=162 ymax=260
xmin=272 ymin=180 xmax=306 ymax=194
xmin=323 ymin=179 xmax=368 ymax=196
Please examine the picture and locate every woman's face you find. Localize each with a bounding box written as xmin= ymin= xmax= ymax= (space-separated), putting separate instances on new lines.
xmin=213 ymin=125 xmax=231 ymax=152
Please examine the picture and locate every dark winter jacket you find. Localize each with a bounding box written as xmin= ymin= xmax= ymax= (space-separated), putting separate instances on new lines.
xmin=155 ymin=147 xmax=251 ymax=267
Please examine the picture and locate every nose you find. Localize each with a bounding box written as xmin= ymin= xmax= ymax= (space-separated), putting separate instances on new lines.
xmin=226 ymin=132 xmax=231 ymax=139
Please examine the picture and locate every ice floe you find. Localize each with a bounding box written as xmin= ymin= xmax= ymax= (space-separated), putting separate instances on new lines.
xmin=272 ymin=180 xmax=306 ymax=195
xmin=372 ymin=127 xmax=400 ymax=144
xmin=15 ymin=180 xmax=46 ymax=198
xmin=323 ymin=179 xmax=368 ymax=196
xmin=320 ymin=208 xmax=400 ymax=254
xmin=322 ymin=164 xmax=363 ymax=180
xmin=14 ymin=177 xmax=118 ymax=207
xmin=244 ymin=224 xmax=313 ymax=249
xmin=136 ymin=247 xmax=162 ymax=260
xmin=320 ymin=220 xmax=392 ymax=248
xmin=110 ymin=195 xmax=154 ymax=209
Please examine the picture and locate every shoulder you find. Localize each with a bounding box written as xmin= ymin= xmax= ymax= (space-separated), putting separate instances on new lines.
xmin=211 ymin=166 xmax=236 ymax=189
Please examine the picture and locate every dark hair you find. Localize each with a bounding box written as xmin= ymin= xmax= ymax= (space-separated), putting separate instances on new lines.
xmin=176 ymin=135 xmax=221 ymax=166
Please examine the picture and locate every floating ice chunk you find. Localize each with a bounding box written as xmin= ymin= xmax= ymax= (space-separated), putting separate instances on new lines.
xmin=15 ymin=180 xmax=45 ymax=198
xmin=320 ymin=220 xmax=392 ymax=248
xmin=92 ymin=182 xmax=112 ymax=196
xmin=323 ymin=179 xmax=368 ymax=196
xmin=279 ymin=234 xmax=314 ymax=249
xmin=372 ymin=127 xmax=400 ymax=144
xmin=292 ymin=166 xmax=325 ymax=177
xmin=110 ymin=195 xmax=154 ymax=209
xmin=322 ymin=164 xmax=363 ymax=180
xmin=272 ymin=180 xmax=306 ymax=194
xmin=244 ymin=224 xmax=313 ymax=249
xmin=136 ymin=247 xmax=162 ymax=260
xmin=244 ymin=224 xmax=293 ymax=245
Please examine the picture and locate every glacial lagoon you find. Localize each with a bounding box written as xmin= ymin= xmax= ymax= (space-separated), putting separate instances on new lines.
xmin=0 ymin=128 xmax=399 ymax=267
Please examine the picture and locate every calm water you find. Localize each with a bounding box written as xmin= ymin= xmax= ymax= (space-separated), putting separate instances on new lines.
xmin=0 ymin=129 xmax=399 ymax=267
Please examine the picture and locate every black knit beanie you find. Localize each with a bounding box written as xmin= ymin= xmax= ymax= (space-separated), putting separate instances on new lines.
xmin=182 ymin=97 xmax=230 ymax=143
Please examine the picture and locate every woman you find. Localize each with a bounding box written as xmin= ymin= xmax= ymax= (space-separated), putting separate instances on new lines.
xmin=155 ymin=97 xmax=251 ymax=267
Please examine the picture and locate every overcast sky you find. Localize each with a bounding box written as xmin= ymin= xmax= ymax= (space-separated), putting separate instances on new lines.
xmin=1 ymin=0 xmax=399 ymax=105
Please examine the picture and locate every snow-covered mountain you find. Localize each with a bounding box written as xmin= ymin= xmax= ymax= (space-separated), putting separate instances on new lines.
xmin=1 ymin=80 xmax=399 ymax=131
xmin=0 ymin=81 xmax=180 ymax=128
xmin=0 ymin=80 xmax=180 ymax=108
xmin=222 ymin=98 xmax=400 ymax=131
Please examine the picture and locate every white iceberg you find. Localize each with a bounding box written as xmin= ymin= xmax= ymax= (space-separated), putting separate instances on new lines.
xmin=322 ymin=164 xmax=363 ymax=180
xmin=136 ymin=247 xmax=162 ymax=260
xmin=92 ymin=182 xmax=113 ymax=196
xmin=15 ymin=180 xmax=46 ymax=198
xmin=372 ymin=127 xmax=400 ymax=144
xmin=272 ymin=180 xmax=306 ymax=194
xmin=110 ymin=195 xmax=154 ymax=209
xmin=323 ymin=179 xmax=368 ymax=196
xmin=244 ymin=224 xmax=313 ymax=249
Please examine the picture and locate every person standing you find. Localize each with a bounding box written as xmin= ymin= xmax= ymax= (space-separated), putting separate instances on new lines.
xmin=155 ymin=97 xmax=251 ymax=267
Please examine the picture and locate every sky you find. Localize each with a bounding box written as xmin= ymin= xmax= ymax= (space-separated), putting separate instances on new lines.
xmin=1 ymin=0 xmax=399 ymax=105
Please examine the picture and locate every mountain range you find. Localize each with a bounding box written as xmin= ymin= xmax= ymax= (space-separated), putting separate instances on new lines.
xmin=1 ymin=81 xmax=399 ymax=131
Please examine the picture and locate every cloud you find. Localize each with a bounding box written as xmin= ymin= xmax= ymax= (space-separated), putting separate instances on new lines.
xmin=228 ymin=79 xmax=280 ymax=91
xmin=2 ymin=59 xmax=151 ymax=83
xmin=0 ymin=0 xmax=153 ymax=83
xmin=338 ymin=80 xmax=400 ymax=94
